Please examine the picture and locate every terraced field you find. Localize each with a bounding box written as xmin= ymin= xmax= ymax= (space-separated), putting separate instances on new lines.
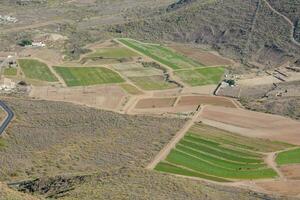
xmin=174 ymin=67 xmax=225 ymax=86
xmin=18 ymin=59 xmax=58 ymax=82
xmin=54 ymin=66 xmax=125 ymax=87
xmin=276 ymin=148 xmax=300 ymax=165
xmin=117 ymin=38 xmax=204 ymax=70
xmin=155 ymin=123 xmax=293 ymax=182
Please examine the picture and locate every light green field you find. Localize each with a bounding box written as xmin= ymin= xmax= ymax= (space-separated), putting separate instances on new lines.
xmin=276 ymin=148 xmax=300 ymax=165
xmin=174 ymin=67 xmax=225 ymax=86
xmin=3 ymin=68 xmax=17 ymax=76
xmin=120 ymin=83 xmax=143 ymax=95
xmin=117 ymin=38 xmax=204 ymax=70
xmin=113 ymin=63 xmax=162 ymax=77
xmin=129 ymin=75 xmax=178 ymax=91
xmin=87 ymin=47 xmax=138 ymax=59
xmin=54 ymin=67 xmax=125 ymax=87
xmin=154 ymin=124 xmax=294 ymax=181
xmin=18 ymin=59 xmax=58 ymax=82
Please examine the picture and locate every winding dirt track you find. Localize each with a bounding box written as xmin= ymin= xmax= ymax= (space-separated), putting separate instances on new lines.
xmin=263 ymin=0 xmax=300 ymax=47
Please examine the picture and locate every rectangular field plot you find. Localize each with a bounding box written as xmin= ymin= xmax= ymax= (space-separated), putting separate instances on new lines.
xmin=120 ymin=83 xmax=143 ymax=95
xmin=117 ymin=38 xmax=204 ymax=70
xmin=18 ymin=59 xmax=58 ymax=82
xmin=174 ymin=67 xmax=225 ymax=86
xmin=154 ymin=124 xmax=295 ymax=181
xmin=135 ymin=97 xmax=177 ymax=109
xmin=113 ymin=63 xmax=162 ymax=77
xmin=177 ymin=96 xmax=237 ymax=108
xmin=87 ymin=47 xmax=138 ymax=59
xmin=129 ymin=75 xmax=178 ymax=91
xmin=54 ymin=67 xmax=125 ymax=87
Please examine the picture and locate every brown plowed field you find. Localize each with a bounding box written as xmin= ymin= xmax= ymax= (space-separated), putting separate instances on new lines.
xmin=177 ymin=96 xmax=237 ymax=108
xmin=200 ymin=105 xmax=300 ymax=145
xmin=29 ymin=85 xmax=126 ymax=111
xmin=280 ymin=165 xmax=300 ymax=180
xmin=135 ymin=97 xmax=177 ymax=109
xmin=256 ymin=180 xmax=300 ymax=196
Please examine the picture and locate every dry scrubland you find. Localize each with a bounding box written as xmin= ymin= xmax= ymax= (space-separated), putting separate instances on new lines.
xmin=0 ymin=97 xmax=184 ymax=181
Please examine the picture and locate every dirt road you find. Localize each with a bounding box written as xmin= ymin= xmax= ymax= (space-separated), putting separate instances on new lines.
xmin=146 ymin=107 xmax=203 ymax=170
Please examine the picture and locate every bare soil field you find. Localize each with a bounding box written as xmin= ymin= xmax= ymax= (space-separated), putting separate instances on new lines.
xmin=280 ymin=165 xmax=300 ymax=180
xmin=256 ymin=180 xmax=300 ymax=196
xmin=177 ymin=95 xmax=237 ymax=108
xmin=29 ymin=85 xmax=127 ymax=111
xmin=199 ymin=105 xmax=300 ymax=145
xmin=135 ymin=97 xmax=177 ymax=109
xmin=168 ymin=44 xmax=234 ymax=66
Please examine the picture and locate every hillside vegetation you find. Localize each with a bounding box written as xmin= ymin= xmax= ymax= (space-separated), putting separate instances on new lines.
xmin=114 ymin=0 xmax=300 ymax=68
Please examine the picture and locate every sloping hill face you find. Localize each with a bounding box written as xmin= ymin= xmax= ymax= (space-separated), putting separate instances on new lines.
xmin=267 ymin=0 xmax=300 ymax=43
xmin=115 ymin=0 xmax=300 ymax=68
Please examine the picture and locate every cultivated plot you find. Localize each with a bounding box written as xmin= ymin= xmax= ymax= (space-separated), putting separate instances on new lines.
xmin=276 ymin=148 xmax=300 ymax=165
xmin=120 ymin=83 xmax=143 ymax=95
xmin=117 ymin=38 xmax=204 ymax=70
xmin=155 ymin=124 xmax=293 ymax=182
xmin=174 ymin=67 xmax=225 ymax=86
xmin=3 ymin=68 xmax=17 ymax=76
xmin=54 ymin=66 xmax=125 ymax=87
xmin=113 ymin=63 xmax=162 ymax=77
xmin=129 ymin=75 xmax=178 ymax=91
xmin=18 ymin=59 xmax=58 ymax=82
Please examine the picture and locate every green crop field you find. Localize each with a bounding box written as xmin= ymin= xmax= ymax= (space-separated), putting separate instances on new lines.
xmin=276 ymin=148 xmax=300 ymax=165
xmin=129 ymin=75 xmax=178 ymax=90
xmin=3 ymin=68 xmax=17 ymax=76
xmin=154 ymin=124 xmax=295 ymax=181
xmin=54 ymin=67 xmax=125 ymax=87
xmin=174 ymin=67 xmax=225 ymax=86
xmin=87 ymin=47 xmax=138 ymax=59
xmin=117 ymin=38 xmax=204 ymax=70
xmin=18 ymin=59 xmax=58 ymax=82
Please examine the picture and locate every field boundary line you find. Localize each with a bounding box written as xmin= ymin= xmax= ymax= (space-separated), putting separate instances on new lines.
xmin=146 ymin=106 xmax=203 ymax=170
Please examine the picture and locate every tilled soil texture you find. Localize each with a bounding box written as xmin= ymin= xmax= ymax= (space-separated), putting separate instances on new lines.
xmin=199 ymin=105 xmax=300 ymax=145
xmin=0 ymin=97 xmax=185 ymax=182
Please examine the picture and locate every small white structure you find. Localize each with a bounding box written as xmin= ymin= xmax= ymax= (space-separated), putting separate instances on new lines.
xmin=0 ymin=78 xmax=16 ymax=92
xmin=32 ymin=42 xmax=46 ymax=47
xmin=0 ymin=15 xmax=18 ymax=24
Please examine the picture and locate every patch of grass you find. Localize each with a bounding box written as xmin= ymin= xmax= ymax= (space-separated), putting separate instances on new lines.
xmin=174 ymin=67 xmax=225 ymax=86
xmin=87 ymin=47 xmax=138 ymax=59
xmin=3 ymin=68 xmax=17 ymax=76
xmin=276 ymin=148 xmax=300 ymax=165
xmin=155 ymin=162 xmax=230 ymax=182
xmin=54 ymin=67 xmax=125 ymax=87
xmin=129 ymin=75 xmax=178 ymax=90
xmin=120 ymin=83 xmax=143 ymax=95
xmin=18 ymin=59 xmax=58 ymax=82
xmin=118 ymin=38 xmax=204 ymax=70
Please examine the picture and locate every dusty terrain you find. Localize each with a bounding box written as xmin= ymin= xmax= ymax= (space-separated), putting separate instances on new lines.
xmin=199 ymin=105 xmax=300 ymax=145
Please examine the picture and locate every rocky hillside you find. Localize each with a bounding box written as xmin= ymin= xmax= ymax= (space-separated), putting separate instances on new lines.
xmin=113 ymin=0 xmax=300 ymax=68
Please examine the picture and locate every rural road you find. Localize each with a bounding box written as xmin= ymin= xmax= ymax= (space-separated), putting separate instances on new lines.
xmin=0 ymin=100 xmax=14 ymax=135
xmin=146 ymin=107 xmax=203 ymax=170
